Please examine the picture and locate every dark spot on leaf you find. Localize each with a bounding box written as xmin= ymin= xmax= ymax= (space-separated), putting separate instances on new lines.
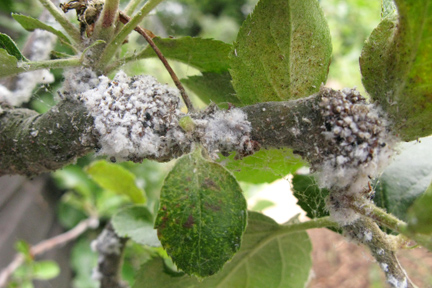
xmin=205 ymin=202 xmax=221 ymax=212
xmin=157 ymin=215 xmax=169 ymax=237
xmin=203 ymin=178 xmax=220 ymax=190
xmin=183 ymin=214 xmax=194 ymax=228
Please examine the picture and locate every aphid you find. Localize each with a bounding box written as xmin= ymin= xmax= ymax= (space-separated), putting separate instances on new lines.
xmin=60 ymin=0 xmax=105 ymax=37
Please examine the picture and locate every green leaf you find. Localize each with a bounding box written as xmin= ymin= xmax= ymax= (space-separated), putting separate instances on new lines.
xmin=32 ymin=260 xmax=60 ymax=280
xmin=86 ymin=160 xmax=146 ymax=204
xmin=360 ymin=0 xmax=432 ymax=140
xmin=374 ymin=136 xmax=432 ymax=221
xmin=137 ymin=212 xmax=312 ymax=288
xmin=219 ymin=148 xmax=306 ymax=184
xmin=112 ymin=205 xmax=160 ymax=247
xmin=407 ymin=181 xmax=432 ymax=235
xmin=0 ymin=0 xmax=12 ymax=11
xmin=0 ymin=33 xmax=26 ymax=61
xmin=138 ymin=37 xmax=232 ymax=73
xmin=15 ymin=240 xmax=32 ymax=260
xmin=12 ymin=14 xmax=71 ymax=44
xmin=381 ymin=0 xmax=397 ymax=19
xmin=182 ymin=72 xmax=241 ymax=106
xmin=230 ymin=0 xmax=332 ymax=104
xmin=24 ymin=282 xmax=34 ymax=288
xmin=292 ymin=174 xmax=330 ymax=219
xmin=0 ymin=49 xmax=21 ymax=77
xmin=155 ymin=148 xmax=247 ymax=277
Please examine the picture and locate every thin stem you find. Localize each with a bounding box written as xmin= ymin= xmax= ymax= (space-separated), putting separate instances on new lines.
xmin=0 ymin=217 xmax=99 ymax=287
xmin=344 ymin=217 xmax=417 ymax=288
xmin=92 ymin=0 xmax=119 ymax=42
xmin=3 ymin=57 xmax=82 ymax=78
xmin=124 ymin=0 xmax=145 ymax=15
xmin=279 ymin=216 xmax=338 ymax=233
xmin=97 ymin=0 xmax=164 ymax=70
xmin=351 ymin=200 xmax=407 ymax=232
xmin=118 ymin=11 xmax=195 ymax=112
xmin=350 ymin=199 xmax=432 ymax=250
xmin=37 ymin=0 xmax=81 ymax=45
xmin=114 ymin=0 xmax=145 ymax=34
xmin=100 ymin=0 xmax=120 ymax=29
xmin=11 ymin=57 xmax=82 ymax=77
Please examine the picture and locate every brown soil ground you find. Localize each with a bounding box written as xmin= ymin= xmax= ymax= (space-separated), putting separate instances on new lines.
xmin=307 ymin=228 xmax=432 ymax=288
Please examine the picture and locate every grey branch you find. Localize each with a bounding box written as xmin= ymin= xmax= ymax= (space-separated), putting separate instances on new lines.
xmin=0 ymin=99 xmax=97 ymax=176
xmin=92 ymin=223 xmax=129 ymax=288
xmin=0 ymin=92 xmax=324 ymax=176
xmin=344 ymin=217 xmax=417 ymax=288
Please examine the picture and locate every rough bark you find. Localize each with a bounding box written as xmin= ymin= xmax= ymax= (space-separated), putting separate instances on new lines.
xmin=344 ymin=217 xmax=416 ymax=288
xmin=0 ymin=93 xmax=324 ymax=176
xmin=0 ymin=99 xmax=97 ymax=176
xmin=93 ymin=223 xmax=129 ymax=288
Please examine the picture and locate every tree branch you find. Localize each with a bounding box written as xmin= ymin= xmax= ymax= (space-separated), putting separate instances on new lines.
xmin=349 ymin=198 xmax=432 ymax=250
xmin=92 ymin=223 xmax=129 ymax=288
xmin=0 ymin=98 xmax=97 ymax=176
xmin=344 ymin=217 xmax=417 ymax=288
xmin=0 ymin=91 xmax=323 ymax=176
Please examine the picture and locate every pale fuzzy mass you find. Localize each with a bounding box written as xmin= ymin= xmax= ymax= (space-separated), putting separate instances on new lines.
xmin=77 ymin=70 xmax=254 ymax=161
xmin=315 ymin=87 xmax=396 ymax=225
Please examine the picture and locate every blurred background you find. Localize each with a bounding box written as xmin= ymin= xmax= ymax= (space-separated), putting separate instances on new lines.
xmin=1 ymin=0 xmax=431 ymax=287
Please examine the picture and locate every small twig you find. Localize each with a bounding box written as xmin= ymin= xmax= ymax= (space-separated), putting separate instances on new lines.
xmin=349 ymin=198 xmax=432 ymax=249
xmin=118 ymin=11 xmax=195 ymax=113
xmin=344 ymin=217 xmax=417 ymax=288
xmin=0 ymin=217 xmax=99 ymax=287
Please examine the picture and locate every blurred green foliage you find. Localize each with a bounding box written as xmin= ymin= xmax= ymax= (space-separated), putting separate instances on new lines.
xmin=320 ymin=0 xmax=381 ymax=93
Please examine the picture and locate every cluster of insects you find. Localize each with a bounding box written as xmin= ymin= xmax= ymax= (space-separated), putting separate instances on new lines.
xmin=60 ymin=0 xmax=105 ymax=36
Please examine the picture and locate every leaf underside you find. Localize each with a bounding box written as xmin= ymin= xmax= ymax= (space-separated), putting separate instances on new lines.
xmin=374 ymin=136 xmax=432 ymax=222
xmin=0 ymin=49 xmax=20 ymax=77
xmin=230 ymin=0 xmax=332 ymax=104
xmin=12 ymin=14 xmax=71 ymax=44
xmin=85 ymin=160 xmax=146 ymax=204
xmin=292 ymin=174 xmax=330 ymax=219
xmin=112 ymin=205 xmax=160 ymax=247
xmin=407 ymin=181 xmax=432 ymax=235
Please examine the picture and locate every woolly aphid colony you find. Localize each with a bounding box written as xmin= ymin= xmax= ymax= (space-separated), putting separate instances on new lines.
xmin=314 ymin=87 xmax=395 ymax=225
xmin=67 ymin=68 xmax=255 ymax=162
